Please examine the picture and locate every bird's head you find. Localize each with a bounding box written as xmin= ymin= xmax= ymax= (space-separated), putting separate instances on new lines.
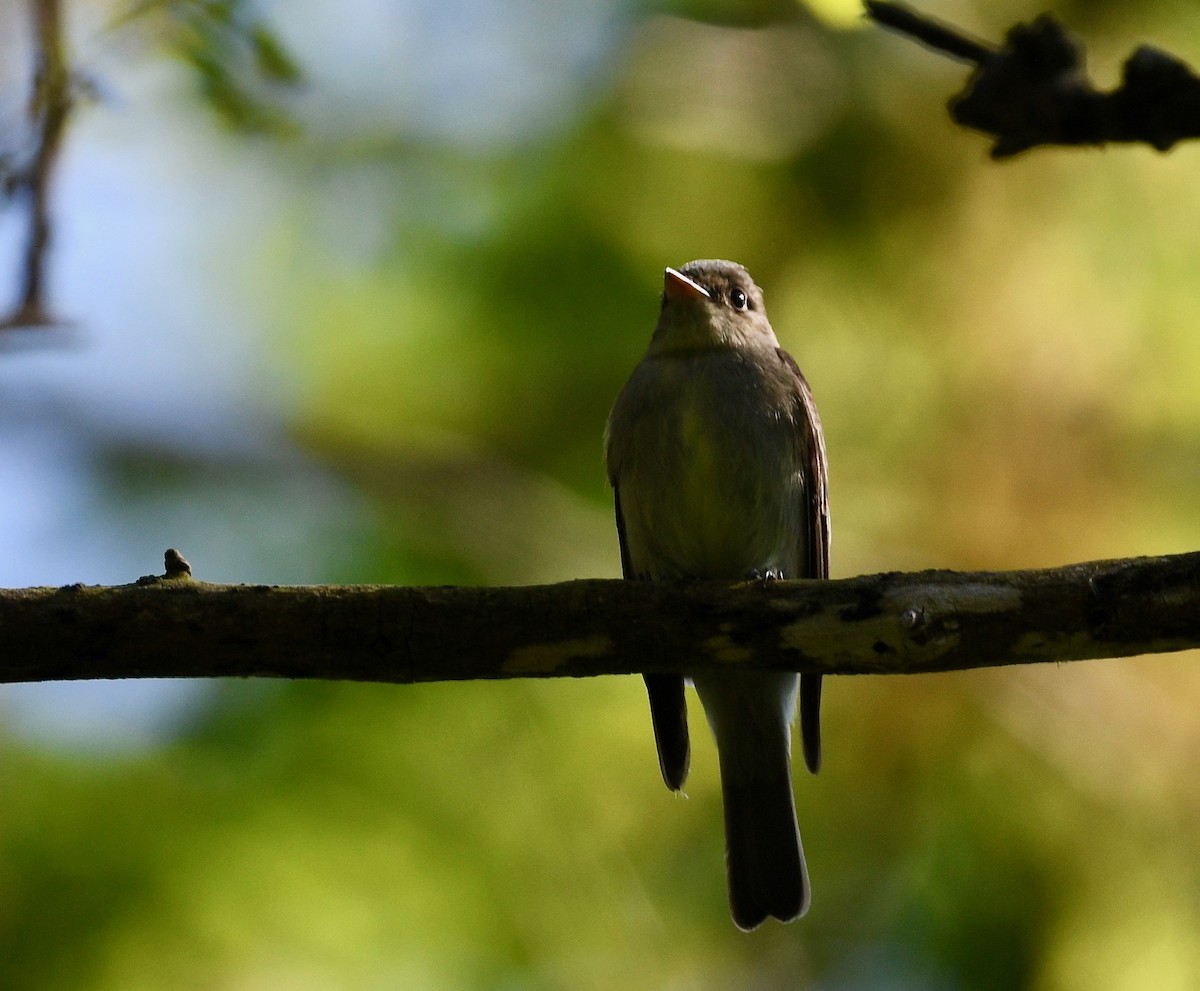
xmin=648 ymin=259 xmax=779 ymax=355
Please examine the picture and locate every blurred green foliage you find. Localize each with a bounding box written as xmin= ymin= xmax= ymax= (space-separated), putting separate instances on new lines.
xmin=4 ymin=0 xmax=1200 ymax=988
xmin=114 ymin=0 xmax=303 ymax=133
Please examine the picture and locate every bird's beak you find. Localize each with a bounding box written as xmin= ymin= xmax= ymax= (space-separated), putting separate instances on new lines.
xmin=663 ymin=267 xmax=710 ymax=302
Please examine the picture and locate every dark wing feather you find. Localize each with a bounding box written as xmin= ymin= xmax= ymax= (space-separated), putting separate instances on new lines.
xmin=613 ymin=483 xmax=635 ymax=579
xmin=778 ymin=350 xmax=830 ymax=775
xmin=614 ymin=486 xmax=691 ymax=790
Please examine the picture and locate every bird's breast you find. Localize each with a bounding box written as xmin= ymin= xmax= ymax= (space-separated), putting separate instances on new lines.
xmin=613 ymin=352 xmax=804 ymax=579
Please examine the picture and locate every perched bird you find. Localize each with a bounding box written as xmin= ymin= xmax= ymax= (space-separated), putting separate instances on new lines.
xmin=605 ymin=259 xmax=829 ymax=929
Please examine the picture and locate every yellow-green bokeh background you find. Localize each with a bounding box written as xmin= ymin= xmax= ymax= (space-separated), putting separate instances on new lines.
xmin=3 ymin=0 xmax=1200 ymax=987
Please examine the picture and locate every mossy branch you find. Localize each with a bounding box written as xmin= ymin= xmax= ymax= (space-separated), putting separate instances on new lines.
xmin=1 ymin=549 xmax=1198 ymax=686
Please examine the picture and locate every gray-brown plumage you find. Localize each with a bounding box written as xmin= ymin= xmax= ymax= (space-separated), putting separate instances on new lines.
xmin=605 ymin=259 xmax=829 ymax=929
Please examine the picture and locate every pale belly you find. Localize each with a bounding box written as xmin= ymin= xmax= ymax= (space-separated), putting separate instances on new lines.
xmin=619 ymin=399 xmax=803 ymax=580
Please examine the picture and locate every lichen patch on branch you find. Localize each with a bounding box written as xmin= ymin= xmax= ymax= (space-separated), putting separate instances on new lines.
xmin=503 ymin=636 xmax=614 ymax=675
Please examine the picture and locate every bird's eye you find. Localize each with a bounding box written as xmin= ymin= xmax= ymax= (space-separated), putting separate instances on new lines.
xmin=730 ymin=287 xmax=748 ymax=311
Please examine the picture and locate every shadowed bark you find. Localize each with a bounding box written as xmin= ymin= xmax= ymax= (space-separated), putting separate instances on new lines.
xmin=2 ymin=549 xmax=1198 ymax=686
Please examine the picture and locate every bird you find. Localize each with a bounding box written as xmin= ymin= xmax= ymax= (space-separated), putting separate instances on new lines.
xmin=605 ymin=259 xmax=829 ymax=930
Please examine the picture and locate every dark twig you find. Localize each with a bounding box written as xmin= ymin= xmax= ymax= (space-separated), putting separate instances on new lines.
xmin=864 ymin=0 xmax=992 ymax=64
xmin=866 ymin=0 xmax=1200 ymax=158
xmin=0 ymin=0 xmax=74 ymax=331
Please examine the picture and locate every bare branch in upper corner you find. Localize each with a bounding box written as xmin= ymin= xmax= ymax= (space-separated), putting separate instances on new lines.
xmin=2 ymin=548 xmax=1200 ymax=686
xmin=865 ymin=0 xmax=1200 ymax=158
xmin=0 ymin=0 xmax=77 ymax=333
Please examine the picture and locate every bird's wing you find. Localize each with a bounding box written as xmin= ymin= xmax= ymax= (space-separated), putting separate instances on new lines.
xmin=779 ymin=350 xmax=830 ymax=775
xmin=614 ymin=485 xmax=691 ymax=791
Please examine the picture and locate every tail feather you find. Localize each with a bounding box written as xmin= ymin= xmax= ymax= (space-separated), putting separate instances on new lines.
xmin=696 ymin=671 xmax=809 ymax=929
xmin=800 ymin=673 xmax=822 ymax=774
xmin=721 ymin=748 xmax=809 ymax=930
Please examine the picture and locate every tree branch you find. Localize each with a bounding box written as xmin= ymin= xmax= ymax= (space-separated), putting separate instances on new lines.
xmin=866 ymin=0 xmax=1200 ymax=158
xmin=0 ymin=0 xmax=75 ymax=332
xmin=2 ymin=549 xmax=1199 ymax=686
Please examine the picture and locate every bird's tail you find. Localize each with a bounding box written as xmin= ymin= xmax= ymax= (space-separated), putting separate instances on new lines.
xmin=718 ymin=734 xmax=809 ymax=930
xmin=695 ymin=671 xmax=809 ymax=930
